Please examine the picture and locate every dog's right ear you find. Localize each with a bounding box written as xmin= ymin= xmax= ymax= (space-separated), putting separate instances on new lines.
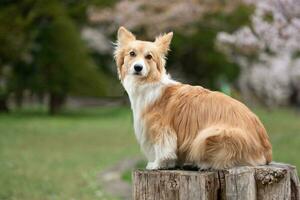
xmin=114 ymin=47 xmax=124 ymax=80
xmin=117 ymin=26 xmax=136 ymax=46
xmin=114 ymin=27 xmax=135 ymax=80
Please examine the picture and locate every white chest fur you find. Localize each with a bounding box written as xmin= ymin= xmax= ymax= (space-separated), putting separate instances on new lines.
xmin=122 ymin=75 xmax=177 ymax=160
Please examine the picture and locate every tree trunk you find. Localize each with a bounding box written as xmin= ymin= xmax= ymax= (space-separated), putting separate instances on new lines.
xmin=0 ymin=96 xmax=9 ymax=113
xmin=49 ymin=92 xmax=66 ymax=115
xmin=133 ymin=162 xmax=300 ymax=200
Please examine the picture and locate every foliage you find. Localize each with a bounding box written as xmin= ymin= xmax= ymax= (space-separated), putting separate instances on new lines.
xmin=217 ymin=0 xmax=300 ymax=107
xmin=167 ymin=4 xmax=253 ymax=88
xmin=86 ymin=0 xmax=254 ymax=89
xmin=0 ymin=0 xmax=108 ymax=114
xmin=0 ymin=0 xmax=35 ymax=111
xmin=33 ymin=1 xmax=106 ymax=95
xmin=0 ymin=0 xmax=32 ymax=64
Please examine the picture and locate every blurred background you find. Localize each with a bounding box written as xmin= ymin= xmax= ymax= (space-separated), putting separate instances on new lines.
xmin=0 ymin=0 xmax=299 ymax=199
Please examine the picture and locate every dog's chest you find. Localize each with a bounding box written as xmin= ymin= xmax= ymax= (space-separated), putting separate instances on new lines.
xmin=130 ymin=87 xmax=162 ymax=143
xmin=133 ymin=112 xmax=145 ymax=144
xmin=123 ymin=76 xmax=164 ymax=150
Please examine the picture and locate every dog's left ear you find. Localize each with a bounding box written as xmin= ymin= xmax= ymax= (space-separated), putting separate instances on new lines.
xmin=154 ymin=32 xmax=173 ymax=55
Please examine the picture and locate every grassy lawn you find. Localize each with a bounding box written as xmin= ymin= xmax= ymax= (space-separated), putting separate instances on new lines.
xmin=0 ymin=106 xmax=139 ymax=200
xmin=0 ymin=106 xmax=299 ymax=199
xmin=255 ymin=107 xmax=300 ymax=169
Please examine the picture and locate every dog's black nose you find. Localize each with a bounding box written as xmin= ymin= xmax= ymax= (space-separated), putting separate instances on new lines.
xmin=134 ymin=64 xmax=143 ymax=72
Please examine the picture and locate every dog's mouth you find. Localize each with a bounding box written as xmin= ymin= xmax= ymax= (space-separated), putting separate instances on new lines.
xmin=133 ymin=72 xmax=142 ymax=76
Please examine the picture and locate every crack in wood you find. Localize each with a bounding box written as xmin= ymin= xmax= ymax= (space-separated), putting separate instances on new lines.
xmin=133 ymin=162 xmax=300 ymax=200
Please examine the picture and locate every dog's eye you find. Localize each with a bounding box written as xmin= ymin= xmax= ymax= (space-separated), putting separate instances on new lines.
xmin=145 ymin=54 xmax=152 ymax=60
xmin=129 ymin=51 xmax=136 ymax=57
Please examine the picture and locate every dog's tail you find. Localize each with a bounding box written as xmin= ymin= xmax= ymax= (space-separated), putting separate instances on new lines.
xmin=188 ymin=126 xmax=267 ymax=169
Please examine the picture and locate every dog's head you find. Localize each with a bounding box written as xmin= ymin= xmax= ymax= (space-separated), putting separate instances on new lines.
xmin=114 ymin=27 xmax=173 ymax=83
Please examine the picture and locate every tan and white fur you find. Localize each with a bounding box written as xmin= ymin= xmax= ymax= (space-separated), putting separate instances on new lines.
xmin=114 ymin=27 xmax=272 ymax=170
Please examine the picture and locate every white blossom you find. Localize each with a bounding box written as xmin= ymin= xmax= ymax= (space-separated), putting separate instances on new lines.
xmin=217 ymin=0 xmax=300 ymax=106
xmin=81 ymin=27 xmax=111 ymax=53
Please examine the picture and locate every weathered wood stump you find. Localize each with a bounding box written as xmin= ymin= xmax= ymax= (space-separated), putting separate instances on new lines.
xmin=133 ymin=162 xmax=300 ymax=200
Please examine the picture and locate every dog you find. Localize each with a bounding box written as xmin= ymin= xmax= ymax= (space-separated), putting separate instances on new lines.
xmin=114 ymin=27 xmax=272 ymax=170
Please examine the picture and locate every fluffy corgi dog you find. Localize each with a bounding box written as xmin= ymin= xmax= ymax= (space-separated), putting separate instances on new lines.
xmin=114 ymin=27 xmax=272 ymax=170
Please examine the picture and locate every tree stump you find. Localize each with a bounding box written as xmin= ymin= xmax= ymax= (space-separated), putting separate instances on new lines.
xmin=133 ymin=162 xmax=300 ymax=200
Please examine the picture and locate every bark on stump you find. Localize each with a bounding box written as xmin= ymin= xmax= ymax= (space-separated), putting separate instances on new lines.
xmin=133 ymin=162 xmax=300 ymax=200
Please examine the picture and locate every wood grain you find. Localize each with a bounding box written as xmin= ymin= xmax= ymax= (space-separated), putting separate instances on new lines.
xmin=133 ymin=163 xmax=299 ymax=200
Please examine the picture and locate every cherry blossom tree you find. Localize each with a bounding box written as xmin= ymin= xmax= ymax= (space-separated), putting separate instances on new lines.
xmin=85 ymin=0 xmax=251 ymax=89
xmin=217 ymin=0 xmax=300 ymax=106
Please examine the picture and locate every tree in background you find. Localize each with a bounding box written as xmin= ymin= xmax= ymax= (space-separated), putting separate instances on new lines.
xmin=32 ymin=0 xmax=107 ymax=114
xmin=217 ymin=0 xmax=300 ymax=107
xmin=0 ymin=0 xmax=107 ymax=114
xmin=0 ymin=0 xmax=34 ymax=112
xmin=86 ymin=0 xmax=253 ymax=90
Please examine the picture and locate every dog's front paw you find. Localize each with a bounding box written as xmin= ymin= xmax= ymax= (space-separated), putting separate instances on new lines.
xmin=146 ymin=160 xmax=176 ymax=170
xmin=146 ymin=162 xmax=159 ymax=170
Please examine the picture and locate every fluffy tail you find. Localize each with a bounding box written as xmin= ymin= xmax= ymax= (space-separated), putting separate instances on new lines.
xmin=188 ymin=126 xmax=267 ymax=169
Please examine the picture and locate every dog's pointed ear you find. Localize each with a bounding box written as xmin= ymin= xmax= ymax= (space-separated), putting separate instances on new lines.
xmin=154 ymin=32 xmax=173 ymax=55
xmin=117 ymin=26 xmax=136 ymax=46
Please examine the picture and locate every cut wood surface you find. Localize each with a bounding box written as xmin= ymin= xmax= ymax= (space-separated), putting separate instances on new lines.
xmin=133 ymin=162 xmax=300 ymax=200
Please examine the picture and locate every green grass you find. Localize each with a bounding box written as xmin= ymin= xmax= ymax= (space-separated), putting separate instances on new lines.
xmin=0 ymin=106 xmax=139 ymax=200
xmin=0 ymin=106 xmax=300 ymax=199
xmin=254 ymin=107 xmax=300 ymax=169
xmin=121 ymin=160 xmax=146 ymax=183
